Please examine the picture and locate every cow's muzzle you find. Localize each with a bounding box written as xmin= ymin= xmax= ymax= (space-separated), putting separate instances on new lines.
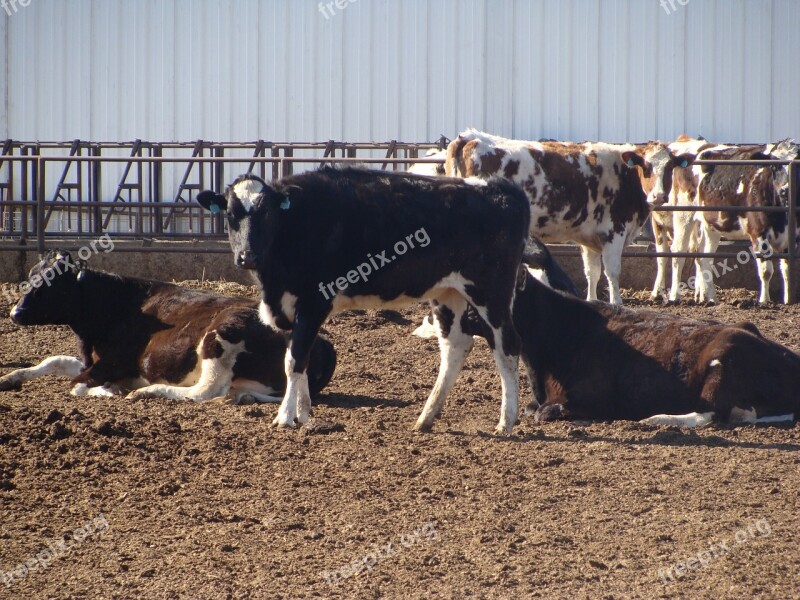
xmin=648 ymin=192 xmax=667 ymax=207
xmin=235 ymin=251 xmax=258 ymax=270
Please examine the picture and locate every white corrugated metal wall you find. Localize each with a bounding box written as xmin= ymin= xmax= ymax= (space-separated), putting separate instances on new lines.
xmin=1 ymin=0 xmax=799 ymax=143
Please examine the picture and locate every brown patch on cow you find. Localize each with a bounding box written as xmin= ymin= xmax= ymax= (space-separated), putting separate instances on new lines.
xmin=201 ymin=331 xmax=224 ymax=360
xmin=537 ymin=216 xmax=549 ymax=228
xmin=504 ymin=159 xmax=520 ymax=179
xmin=478 ymin=148 xmax=506 ymax=176
xmin=698 ymin=147 xmax=783 ymax=240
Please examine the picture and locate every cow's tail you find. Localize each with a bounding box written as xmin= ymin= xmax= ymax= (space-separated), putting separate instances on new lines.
xmin=445 ymin=134 xmax=471 ymax=177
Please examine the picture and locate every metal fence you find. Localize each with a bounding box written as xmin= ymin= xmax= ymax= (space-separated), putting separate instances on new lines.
xmin=0 ymin=140 xmax=796 ymax=301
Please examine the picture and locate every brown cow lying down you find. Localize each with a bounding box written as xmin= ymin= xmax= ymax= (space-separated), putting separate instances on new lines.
xmin=0 ymin=252 xmax=336 ymax=405
xmin=418 ymin=268 xmax=798 ymax=427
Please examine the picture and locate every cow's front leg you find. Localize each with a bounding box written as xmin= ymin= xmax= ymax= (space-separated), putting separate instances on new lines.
xmin=0 ymin=356 xmax=83 ymax=391
xmin=601 ymin=234 xmax=626 ymax=305
xmin=274 ymin=311 xmax=325 ymax=428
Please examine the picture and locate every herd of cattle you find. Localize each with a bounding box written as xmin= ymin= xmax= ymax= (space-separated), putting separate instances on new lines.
xmin=1 ymin=130 xmax=799 ymax=433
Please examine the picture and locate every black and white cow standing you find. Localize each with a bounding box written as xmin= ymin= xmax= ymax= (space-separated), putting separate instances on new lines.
xmin=197 ymin=168 xmax=530 ymax=434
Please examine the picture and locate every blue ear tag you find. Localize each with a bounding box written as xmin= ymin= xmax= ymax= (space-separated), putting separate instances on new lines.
xmin=627 ymin=159 xmax=635 ymax=167
xmin=280 ymin=197 xmax=291 ymax=210
xmin=210 ymin=203 xmax=221 ymax=214
xmin=680 ymin=160 xmax=689 ymax=168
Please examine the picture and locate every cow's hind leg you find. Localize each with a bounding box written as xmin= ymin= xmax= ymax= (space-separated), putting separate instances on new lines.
xmin=126 ymin=332 xmax=243 ymax=402
xmin=414 ymin=294 xmax=474 ymax=432
xmin=274 ymin=311 xmax=326 ymax=428
xmin=466 ymin=299 xmax=521 ymax=435
xmin=0 ymin=356 xmax=83 ymax=391
xmin=601 ymin=234 xmax=626 ymax=305
xmin=580 ymin=246 xmax=602 ymax=301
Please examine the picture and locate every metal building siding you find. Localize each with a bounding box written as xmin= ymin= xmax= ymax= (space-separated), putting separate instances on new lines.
xmin=1 ymin=0 xmax=798 ymax=143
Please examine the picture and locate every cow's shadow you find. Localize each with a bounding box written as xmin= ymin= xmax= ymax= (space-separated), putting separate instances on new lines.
xmin=313 ymin=392 xmax=412 ymax=410
xmin=458 ymin=424 xmax=800 ymax=452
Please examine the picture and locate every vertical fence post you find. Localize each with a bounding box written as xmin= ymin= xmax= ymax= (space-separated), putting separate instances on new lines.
xmin=788 ymin=160 xmax=798 ymax=304
xmin=36 ymin=156 xmax=45 ymax=255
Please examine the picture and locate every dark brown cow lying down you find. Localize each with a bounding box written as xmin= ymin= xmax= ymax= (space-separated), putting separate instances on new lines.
xmin=420 ymin=268 xmax=799 ymax=426
xmin=0 ymin=252 xmax=336 ymax=404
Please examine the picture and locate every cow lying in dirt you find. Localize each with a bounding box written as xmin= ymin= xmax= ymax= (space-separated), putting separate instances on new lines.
xmin=0 ymin=252 xmax=337 ymax=403
xmin=418 ymin=264 xmax=798 ymax=426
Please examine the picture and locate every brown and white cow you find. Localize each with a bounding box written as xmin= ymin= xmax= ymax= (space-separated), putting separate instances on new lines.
xmin=446 ymin=129 xmax=691 ymax=304
xmin=693 ymin=141 xmax=800 ymax=304
xmin=447 ymin=267 xmax=798 ymax=426
xmin=649 ymin=134 xmax=711 ymax=301
xmin=0 ymin=252 xmax=337 ymax=403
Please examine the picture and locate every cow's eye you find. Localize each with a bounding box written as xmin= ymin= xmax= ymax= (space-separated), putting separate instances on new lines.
xmin=227 ymin=214 xmax=239 ymax=231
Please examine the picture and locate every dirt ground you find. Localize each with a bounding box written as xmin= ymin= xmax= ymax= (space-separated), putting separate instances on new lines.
xmin=1 ymin=280 xmax=800 ymax=600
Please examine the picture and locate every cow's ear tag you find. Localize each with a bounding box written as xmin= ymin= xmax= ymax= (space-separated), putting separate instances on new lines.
xmin=627 ymin=159 xmax=635 ymax=167
xmin=280 ymin=197 xmax=291 ymax=210
xmin=210 ymin=203 xmax=221 ymax=214
xmin=680 ymin=159 xmax=689 ymax=168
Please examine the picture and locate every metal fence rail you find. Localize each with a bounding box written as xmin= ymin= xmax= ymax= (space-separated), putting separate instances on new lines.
xmin=0 ymin=142 xmax=796 ymax=302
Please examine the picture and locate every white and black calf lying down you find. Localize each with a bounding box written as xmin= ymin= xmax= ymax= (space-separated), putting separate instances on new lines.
xmin=198 ymin=168 xmax=530 ymax=433
xmin=420 ymin=264 xmax=798 ymax=426
xmin=0 ymin=252 xmax=337 ymax=403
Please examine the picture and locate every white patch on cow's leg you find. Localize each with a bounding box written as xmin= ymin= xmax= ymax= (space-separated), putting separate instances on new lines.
xmin=779 ymin=258 xmax=791 ymax=304
xmin=640 ymin=411 xmax=714 ymax=428
xmin=492 ymin=343 xmax=520 ymax=434
xmin=668 ymin=215 xmax=696 ymax=302
xmin=755 ymin=413 xmax=795 ymax=424
xmin=755 ymin=256 xmax=774 ymax=304
xmin=729 ymin=406 xmax=757 ymax=424
xmin=231 ymin=380 xmax=283 ymax=404
xmin=415 ymin=306 xmax=473 ymax=432
xmin=468 ymin=303 xmax=520 ymax=435
xmin=0 ymin=355 xmax=84 ymax=391
xmin=273 ymin=349 xmax=310 ymax=427
xmin=601 ymin=235 xmax=625 ymax=305
xmin=695 ymin=223 xmax=721 ymax=303
xmin=259 ymin=300 xmax=281 ymax=329
xmin=412 ymin=314 xmax=438 ymax=339
xmin=580 ymin=246 xmax=602 ymax=301
xmin=125 ymin=336 xmax=244 ymax=402
xmin=71 ymin=383 xmax=118 ymax=397
xmin=651 ymin=220 xmax=669 ymax=299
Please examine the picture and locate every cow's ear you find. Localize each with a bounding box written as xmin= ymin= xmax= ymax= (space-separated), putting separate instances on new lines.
xmin=674 ymin=153 xmax=694 ymax=169
xmin=197 ymin=190 xmax=227 ymax=214
xmin=621 ymin=151 xmax=645 ymax=169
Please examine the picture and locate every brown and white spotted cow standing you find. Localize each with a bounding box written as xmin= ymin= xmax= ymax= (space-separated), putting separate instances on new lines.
xmin=446 ymin=129 xmax=692 ymax=305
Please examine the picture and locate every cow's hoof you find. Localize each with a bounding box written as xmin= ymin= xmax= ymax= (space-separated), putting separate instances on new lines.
xmin=534 ymin=404 xmax=564 ymax=423
xmin=413 ymin=419 xmax=434 ymax=433
xmin=126 ymin=390 xmax=155 ymax=401
xmin=493 ymin=422 xmax=514 ymax=436
xmin=523 ymin=400 xmax=541 ymax=416
xmin=0 ymin=378 xmax=21 ymax=392
xmin=272 ymin=415 xmax=297 ymax=429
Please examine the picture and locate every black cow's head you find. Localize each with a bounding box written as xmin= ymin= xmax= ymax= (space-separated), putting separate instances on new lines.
xmin=10 ymin=251 xmax=84 ymax=325
xmin=197 ymin=174 xmax=286 ymax=270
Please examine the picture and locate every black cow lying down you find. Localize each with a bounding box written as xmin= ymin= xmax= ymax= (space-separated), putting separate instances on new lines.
xmin=198 ymin=168 xmax=530 ymax=433
xmin=0 ymin=252 xmax=336 ymax=403
xmin=421 ymin=266 xmax=799 ymax=426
